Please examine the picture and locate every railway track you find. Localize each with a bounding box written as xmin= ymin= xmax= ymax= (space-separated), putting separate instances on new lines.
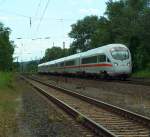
xmin=22 ymin=75 xmax=150 ymax=137
xmin=38 ymin=74 xmax=150 ymax=87
xmin=126 ymin=77 xmax=150 ymax=86
xmin=108 ymin=77 xmax=150 ymax=86
xmin=34 ymin=84 xmax=96 ymax=137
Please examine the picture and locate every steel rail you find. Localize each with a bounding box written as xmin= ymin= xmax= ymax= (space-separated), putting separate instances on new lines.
xmin=21 ymin=76 xmax=116 ymax=137
xmin=122 ymin=79 xmax=150 ymax=86
xmin=28 ymin=75 xmax=150 ymax=128
xmin=38 ymin=73 xmax=150 ymax=86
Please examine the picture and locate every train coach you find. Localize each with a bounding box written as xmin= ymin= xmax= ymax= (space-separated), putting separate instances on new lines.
xmin=38 ymin=44 xmax=132 ymax=78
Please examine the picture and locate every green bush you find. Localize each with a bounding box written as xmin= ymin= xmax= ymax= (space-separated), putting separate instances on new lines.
xmin=0 ymin=72 xmax=12 ymax=88
xmin=132 ymin=70 xmax=150 ymax=78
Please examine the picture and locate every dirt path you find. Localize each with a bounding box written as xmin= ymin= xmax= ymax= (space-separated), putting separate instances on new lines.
xmin=0 ymin=76 xmax=93 ymax=137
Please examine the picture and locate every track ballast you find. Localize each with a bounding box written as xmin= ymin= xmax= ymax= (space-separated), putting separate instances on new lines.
xmin=22 ymin=75 xmax=150 ymax=137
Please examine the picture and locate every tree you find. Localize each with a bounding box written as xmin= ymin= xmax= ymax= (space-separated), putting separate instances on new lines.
xmin=68 ymin=0 xmax=150 ymax=71
xmin=91 ymin=16 xmax=115 ymax=48
xmin=136 ymin=8 xmax=150 ymax=69
xmin=25 ymin=61 xmax=38 ymax=73
xmin=41 ymin=46 xmax=69 ymax=63
xmin=104 ymin=0 xmax=149 ymax=71
xmin=69 ymin=16 xmax=99 ymax=53
xmin=0 ymin=23 xmax=14 ymax=71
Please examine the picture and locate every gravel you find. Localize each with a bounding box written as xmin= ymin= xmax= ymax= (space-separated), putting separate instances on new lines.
xmin=17 ymin=79 xmax=92 ymax=137
xmin=37 ymin=75 xmax=150 ymax=118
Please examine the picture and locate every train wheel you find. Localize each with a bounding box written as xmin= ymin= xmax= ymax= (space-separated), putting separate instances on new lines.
xmin=100 ymin=71 xmax=108 ymax=79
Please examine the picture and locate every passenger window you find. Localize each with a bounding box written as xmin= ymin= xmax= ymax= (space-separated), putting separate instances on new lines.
xmin=98 ymin=54 xmax=106 ymax=62
xmin=57 ymin=63 xmax=61 ymax=67
xmin=82 ymin=56 xmax=97 ymax=64
xmin=65 ymin=60 xmax=75 ymax=66
xmin=60 ymin=62 xmax=64 ymax=67
xmin=51 ymin=64 xmax=56 ymax=67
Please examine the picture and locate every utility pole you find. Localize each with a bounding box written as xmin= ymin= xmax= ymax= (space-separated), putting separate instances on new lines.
xmin=63 ymin=41 xmax=66 ymax=56
xmin=63 ymin=41 xmax=65 ymax=49
xmin=20 ymin=43 xmax=23 ymax=73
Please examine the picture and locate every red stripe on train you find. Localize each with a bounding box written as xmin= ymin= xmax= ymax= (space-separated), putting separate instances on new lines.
xmin=62 ymin=63 xmax=113 ymax=69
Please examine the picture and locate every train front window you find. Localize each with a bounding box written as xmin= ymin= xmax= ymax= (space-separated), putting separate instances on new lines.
xmin=111 ymin=48 xmax=129 ymax=60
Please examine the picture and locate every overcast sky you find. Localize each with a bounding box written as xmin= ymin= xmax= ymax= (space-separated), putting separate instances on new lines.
xmin=0 ymin=0 xmax=108 ymax=61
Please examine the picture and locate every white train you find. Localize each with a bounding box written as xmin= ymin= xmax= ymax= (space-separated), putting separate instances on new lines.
xmin=38 ymin=44 xmax=132 ymax=78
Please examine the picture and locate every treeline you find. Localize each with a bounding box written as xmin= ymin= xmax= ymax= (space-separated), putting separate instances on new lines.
xmin=40 ymin=47 xmax=69 ymax=63
xmin=41 ymin=0 xmax=150 ymax=72
xmin=0 ymin=23 xmax=14 ymax=71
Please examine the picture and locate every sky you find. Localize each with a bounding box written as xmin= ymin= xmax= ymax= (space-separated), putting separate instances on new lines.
xmin=0 ymin=0 xmax=108 ymax=61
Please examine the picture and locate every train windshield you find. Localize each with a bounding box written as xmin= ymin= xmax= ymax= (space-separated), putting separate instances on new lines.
xmin=111 ymin=47 xmax=129 ymax=60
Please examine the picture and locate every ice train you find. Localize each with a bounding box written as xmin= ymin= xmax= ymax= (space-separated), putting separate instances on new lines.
xmin=38 ymin=44 xmax=132 ymax=78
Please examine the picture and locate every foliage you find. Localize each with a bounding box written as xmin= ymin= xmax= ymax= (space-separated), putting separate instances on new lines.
xmin=25 ymin=61 xmax=38 ymax=72
xmin=12 ymin=62 xmax=20 ymax=72
xmin=68 ymin=0 xmax=150 ymax=71
xmin=40 ymin=46 xmax=69 ymax=63
xmin=0 ymin=23 xmax=14 ymax=71
xmin=40 ymin=0 xmax=150 ymax=73
xmin=0 ymin=73 xmax=21 ymax=136
xmin=132 ymin=69 xmax=150 ymax=78
xmin=0 ymin=72 xmax=12 ymax=88
xmin=69 ymin=16 xmax=99 ymax=53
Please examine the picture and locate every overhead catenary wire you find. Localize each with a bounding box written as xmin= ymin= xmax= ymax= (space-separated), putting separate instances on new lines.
xmin=34 ymin=0 xmax=42 ymax=17
xmin=36 ymin=0 xmax=50 ymax=31
xmin=0 ymin=9 xmax=78 ymax=22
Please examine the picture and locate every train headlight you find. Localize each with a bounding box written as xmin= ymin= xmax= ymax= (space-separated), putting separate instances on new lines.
xmin=114 ymin=63 xmax=118 ymax=66
xmin=127 ymin=62 xmax=130 ymax=66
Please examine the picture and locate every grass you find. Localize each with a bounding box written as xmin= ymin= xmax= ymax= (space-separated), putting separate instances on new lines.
xmin=0 ymin=72 xmax=20 ymax=113
xmin=132 ymin=70 xmax=150 ymax=78
xmin=0 ymin=72 xmax=13 ymax=88
xmin=0 ymin=72 xmax=21 ymax=136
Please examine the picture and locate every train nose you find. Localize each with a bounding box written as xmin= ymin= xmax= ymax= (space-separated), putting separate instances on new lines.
xmin=113 ymin=62 xmax=132 ymax=73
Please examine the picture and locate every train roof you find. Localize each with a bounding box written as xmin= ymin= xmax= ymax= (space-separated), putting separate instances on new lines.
xmin=38 ymin=44 xmax=127 ymax=67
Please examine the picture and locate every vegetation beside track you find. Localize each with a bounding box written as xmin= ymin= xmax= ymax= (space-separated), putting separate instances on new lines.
xmin=39 ymin=0 xmax=150 ymax=73
xmin=0 ymin=23 xmax=14 ymax=71
xmin=132 ymin=70 xmax=150 ymax=78
xmin=0 ymin=72 xmax=13 ymax=88
xmin=0 ymin=73 xmax=88 ymax=136
xmin=0 ymin=72 xmax=21 ymax=136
